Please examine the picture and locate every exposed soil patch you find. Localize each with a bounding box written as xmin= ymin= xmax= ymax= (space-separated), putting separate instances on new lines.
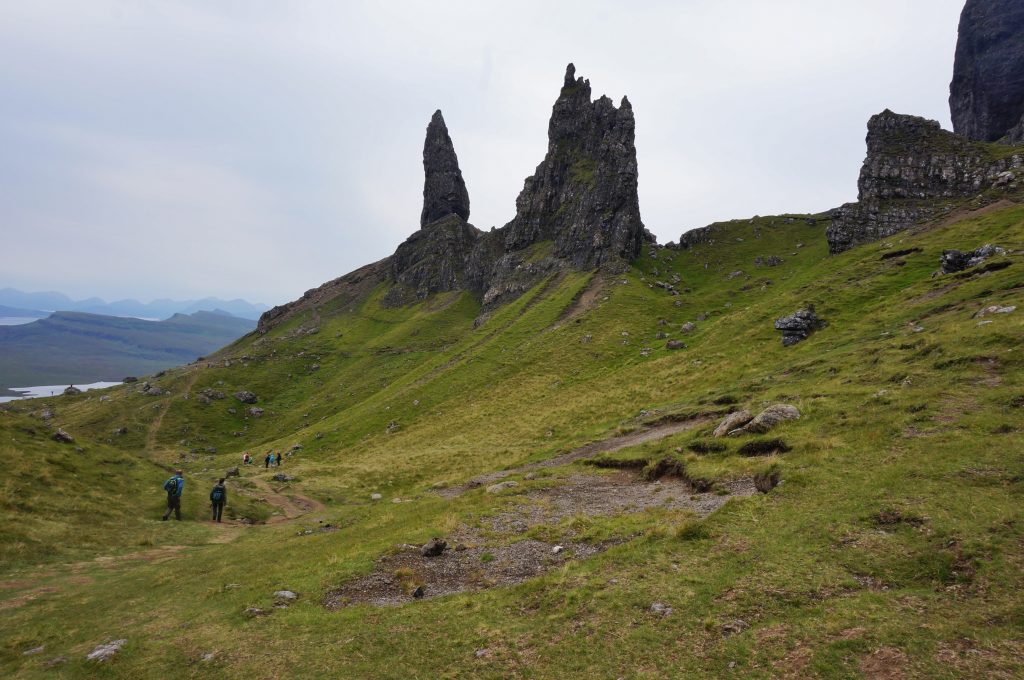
xmin=437 ymin=416 xmax=713 ymax=497
xmin=324 ymin=533 xmax=605 ymax=608
xmin=552 ymin=275 xmax=605 ymax=328
xmin=859 ymin=646 xmax=908 ymax=680
xmin=328 ymin=470 xmax=754 ymax=608
xmin=486 ymin=472 xmax=755 ymax=534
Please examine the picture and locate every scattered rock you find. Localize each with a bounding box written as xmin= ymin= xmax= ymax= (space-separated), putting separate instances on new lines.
xmin=243 ymin=607 xmax=268 ymax=618
xmin=552 ymin=545 xmax=564 ymax=555
xmin=273 ymin=590 xmax=298 ymax=602
xmin=247 ymin=407 xmax=264 ymax=417
xmin=720 ymin=619 xmax=748 ymax=637
xmin=234 ymin=391 xmax=258 ymax=404
xmin=486 ymin=481 xmax=519 ymax=494
xmin=713 ymin=410 xmax=753 ymax=437
xmin=200 ymin=388 xmax=226 ymax=400
xmin=52 ymin=428 xmax=74 ymax=444
xmin=474 ymin=648 xmax=490 ymax=659
xmin=271 ymin=473 xmax=294 ymax=483
xmin=650 ymin=602 xmax=673 ymax=617
xmin=22 ymin=645 xmax=45 ymax=656
xmin=666 ymin=340 xmax=686 ymax=350
xmin=973 ymin=304 xmax=1016 ymax=318
xmin=412 ymin=585 xmax=426 ymax=599
xmin=754 ymin=255 xmax=784 ymax=267
xmin=726 ymin=270 xmax=745 ymax=280
xmin=226 ymin=467 xmax=240 ymax=477
xmin=753 ymin=469 xmax=782 ymax=492
xmin=774 ymin=306 xmax=823 ymax=346
xmin=386 ymin=420 xmax=400 ymax=434
xmin=86 ymin=639 xmax=126 ymax=662
xmin=63 ymin=385 xmax=81 ymax=396
xmin=421 ymin=538 xmax=448 ymax=557
xmin=680 ymin=322 xmax=696 ymax=333
xmin=940 ymin=244 xmax=1007 ymax=274
xmin=114 ymin=426 xmax=128 ymax=435
xmin=733 ymin=404 xmax=801 ymax=435
xmin=371 ymin=493 xmax=383 ymax=501
xmin=123 ymin=376 xmax=138 ymax=383
xmin=143 ymin=385 xmax=165 ymax=396
xmin=43 ymin=656 xmax=67 ymax=668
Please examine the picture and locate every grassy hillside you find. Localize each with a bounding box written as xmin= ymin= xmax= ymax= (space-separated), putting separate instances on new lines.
xmin=0 ymin=310 xmax=255 ymax=390
xmin=1 ymin=204 xmax=1022 ymax=678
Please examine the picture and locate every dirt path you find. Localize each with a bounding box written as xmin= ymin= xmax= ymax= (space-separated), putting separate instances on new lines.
xmin=439 ymin=415 xmax=713 ymax=496
xmin=144 ymin=369 xmax=200 ymax=453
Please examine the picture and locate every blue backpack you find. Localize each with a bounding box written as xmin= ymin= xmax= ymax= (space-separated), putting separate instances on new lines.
xmin=211 ymin=487 xmax=224 ymax=502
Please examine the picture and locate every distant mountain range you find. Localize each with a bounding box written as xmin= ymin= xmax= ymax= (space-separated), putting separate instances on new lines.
xmin=0 ymin=310 xmax=255 ymax=391
xmin=0 ymin=288 xmax=269 ymax=321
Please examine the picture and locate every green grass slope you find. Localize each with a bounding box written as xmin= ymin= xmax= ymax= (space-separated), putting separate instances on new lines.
xmin=1 ymin=205 xmax=1022 ymax=678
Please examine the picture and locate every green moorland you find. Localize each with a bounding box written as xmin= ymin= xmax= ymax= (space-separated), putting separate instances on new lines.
xmin=1 ymin=203 xmax=1022 ymax=678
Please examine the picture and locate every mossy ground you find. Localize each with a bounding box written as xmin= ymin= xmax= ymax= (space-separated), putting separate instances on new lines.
xmin=1 ymin=205 xmax=1022 ymax=678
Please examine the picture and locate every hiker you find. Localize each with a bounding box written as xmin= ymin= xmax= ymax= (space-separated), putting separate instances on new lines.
xmin=210 ymin=478 xmax=227 ymax=522
xmin=161 ymin=469 xmax=185 ymax=521
xmin=269 ymin=451 xmax=277 ymax=467
xmin=242 ymin=452 xmax=251 ymax=465
xmin=264 ymin=452 xmax=271 ymax=468
xmin=275 ymin=451 xmax=281 ymax=467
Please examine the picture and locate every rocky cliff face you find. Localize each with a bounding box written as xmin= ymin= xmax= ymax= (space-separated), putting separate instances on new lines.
xmin=502 ymin=64 xmax=645 ymax=267
xmin=420 ymin=110 xmax=471 ymax=227
xmin=827 ymin=110 xmax=1023 ymax=254
xmin=949 ymin=0 xmax=1024 ymax=143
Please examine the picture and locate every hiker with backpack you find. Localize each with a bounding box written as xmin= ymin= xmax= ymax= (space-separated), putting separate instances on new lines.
xmin=275 ymin=451 xmax=281 ymax=467
xmin=264 ymin=452 xmax=271 ymax=468
xmin=210 ymin=478 xmax=227 ymax=522
xmin=161 ymin=469 xmax=185 ymax=521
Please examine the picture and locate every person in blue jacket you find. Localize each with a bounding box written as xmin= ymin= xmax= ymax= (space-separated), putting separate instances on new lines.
xmin=161 ymin=469 xmax=185 ymax=521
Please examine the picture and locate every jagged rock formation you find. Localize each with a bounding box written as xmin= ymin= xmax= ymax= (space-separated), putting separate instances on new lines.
xmin=774 ymin=306 xmax=822 ymax=346
xmin=420 ymin=111 xmax=471 ymax=227
xmin=950 ymin=0 xmax=1024 ymax=143
xmin=503 ymin=64 xmax=644 ymax=267
xmin=827 ymin=110 xmax=1024 ymax=254
xmin=259 ymin=65 xmax=646 ymax=330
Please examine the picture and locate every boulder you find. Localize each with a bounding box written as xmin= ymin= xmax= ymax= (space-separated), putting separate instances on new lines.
xmin=273 ymin=590 xmax=298 ymax=602
xmin=733 ymin=404 xmax=801 ymax=435
xmin=713 ymin=410 xmax=753 ymax=437
xmin=973 ymin=304 xmax=1016 ymax=318
xmin=666 ymin=340 xmax=686 ymax=350
xmin=680 ymin=322 xmax=696 ymax=333
xmin=486 ymin=481 xmax=519 ymax=494
xmin=114 ymin=426 xmax=128 ymax=435
xmin=122 ymin=376 xmax=138 ymax=383
xmin=234 ymin=391 xmax=258 ymax=404
xmin=63 ymin=385 xmax=81 ymax=396
xmin=370 ymin=493 xmax=383 ymax=501
xmin=940 ymin=244 xmax=1007 ymax=274
xmin=420 ymin=538 xmax=447 ymax=557
xmin=271 ymin=473 xmax=294 ymax=483
xmin=247 ymin=407 xmax=264 ymax=417
xmin=774 ymin=306 xmax=822 ymax=346
xmin=86 ymin=640 xmax=126 ymax=662
xmin=226 ymin=467 xmax=240 ymax=477
xmin=52 ymin=428 xmax=74 ymax=444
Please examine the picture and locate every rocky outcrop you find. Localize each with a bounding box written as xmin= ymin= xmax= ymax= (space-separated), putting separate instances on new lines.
xmin=385 ymin=214 xmax=482 ymax=306
xmin=827 ymin=110 xmax=1024 ymax=254
xmin=950 ymin=0 xmax=1024 ymax=143
xmin=775 ymin=306 xmax=822 ymax=346
xmin=420 ymin=110 xmax=470 ymax=227
xmin=939 ymin=243 xmax=1007 ymax=274
xmin=502 ymin=64 xmax=644 ymax=267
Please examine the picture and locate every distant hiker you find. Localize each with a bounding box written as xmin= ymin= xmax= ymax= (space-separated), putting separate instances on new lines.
xmin=265 ymin=452 xmax=271 ymax=468
xmin=242 ymin=452 xmax=251 ymax=465
xmin=269 ymin=452 xmax=277 ymax=467
xmin=161 ymin=469 xmax=185 ymax=521
xmin=275 ymin=451 xmax=281 ymax=467
xmin=210 ymin=478 xmax=227 ymax=522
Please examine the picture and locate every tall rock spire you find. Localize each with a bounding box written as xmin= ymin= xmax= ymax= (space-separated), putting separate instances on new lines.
xmin=949 ymin=0 xmax=1024 ymax=142
xmin=502 ymin=63 xmax=644 ymax=267
xmin=420 ymin=110 xmax=471 ymax=227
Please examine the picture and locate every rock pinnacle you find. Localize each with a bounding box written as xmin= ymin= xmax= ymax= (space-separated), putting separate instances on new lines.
xmin=420 ymin=110 xmax=470 ymax=228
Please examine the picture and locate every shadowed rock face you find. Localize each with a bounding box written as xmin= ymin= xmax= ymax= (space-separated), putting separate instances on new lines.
xmin=420 ymin=110 xmax=470 ymax=227
xmin=502 ymin=64 xmax=644 ymax=267
xmin=950 ymin=0 xmax=1024 ymax=143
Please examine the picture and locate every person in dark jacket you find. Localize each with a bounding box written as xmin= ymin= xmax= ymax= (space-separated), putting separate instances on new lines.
xmin=161 ymin=469 xmax=185 ymax=521
xmin=210 ymin=478 xmax=227 ymax=522
xmin=264 ymin=452 xmax=271 ymax=468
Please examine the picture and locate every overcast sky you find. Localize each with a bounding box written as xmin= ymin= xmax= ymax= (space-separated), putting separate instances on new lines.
xmin=1 ymin=0 xmax=966 ymax=306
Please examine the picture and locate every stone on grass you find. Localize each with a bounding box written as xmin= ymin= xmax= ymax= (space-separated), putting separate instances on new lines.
xmin=713 ymin=410 xmax=753 ymax=437
xmin=421 ymin=538 xmax=447 ymax=557
xmin=86 ymin=639 xmax=126 ymax=662
xmin=273 ymin=590 xmax=298 ymax=602
xmin=774 ymin=306 xmax=823 ymax=346
xmin=271 ymin=473 xmax=294 ymax=483
xmin=738 ymin=404 xmax=801 ymax=434
xmin=234 ymin=391 xmax=258 ymax=404
xmin=486 ymin=481 xmax=519 ymax=494
xmin=226 ymin=467 xmax=240 ymax=477
xmin=23 ymin=645 xmax=45 ymax=656
xmin=973 ymin=305 xmax=1016 ymax=318
xmin=370 ymin=493 xmax=383 ymax=501
xmin=244 ymin=607 xmax=268 ymax=618
xmin=666 ymin=340 xmax=686 ymax=350
xmin=52 ymin=428 xmax=74 ymax=444
xmin=680 ymin=322 xmax=696 ymax=333
xmin=650 ymin=602 xmax=673 ymax=617
xmin=552 ymin=545 xmax=564 ymax=555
